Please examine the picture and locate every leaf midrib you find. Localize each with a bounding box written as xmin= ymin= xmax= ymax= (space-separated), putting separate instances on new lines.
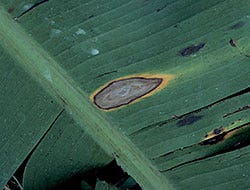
xmin=0 ymin=8 xmax=173 ymax=190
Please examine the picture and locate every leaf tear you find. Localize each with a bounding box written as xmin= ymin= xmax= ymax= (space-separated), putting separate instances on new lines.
xmin=95 ymin=71 xmax=118 ymax=79
xmin=158 ymin=123 xmax=250 ymax=172
xmin=223 ymin=105 xmax=250 ymax=118
xmin=130 ymin=87 xmax=250 ymax=136
xmin=14 ymin=0 xmax=49 ymax=20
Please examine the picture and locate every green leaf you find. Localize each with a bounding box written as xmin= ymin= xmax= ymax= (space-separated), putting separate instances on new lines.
xmin=95 ymin=179 xmax=118 ymax=190
xmin=0 ymin=46 xmax=62 ymax=188
xmin=165 ymin=145 xmax=250 ymax=189
xmin=0 ymin=0 xmax=250 ymax=189
xmin=23 ymin=112 xmax=111 ymax=190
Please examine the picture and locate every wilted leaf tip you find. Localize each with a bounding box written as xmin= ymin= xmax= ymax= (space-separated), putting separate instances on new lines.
xmin=90 ymin=74 xmax=174 ymax=111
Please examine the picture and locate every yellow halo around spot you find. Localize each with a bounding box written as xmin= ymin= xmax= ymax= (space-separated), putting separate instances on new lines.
xmin=90 ymin=73 xmax=175 ymax=111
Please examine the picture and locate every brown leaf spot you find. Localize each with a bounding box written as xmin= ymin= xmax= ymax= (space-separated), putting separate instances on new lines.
xmin=201 ymin=127 xmax=226 ymax=145
xmin=93 ymin=77 xmax=162 ymax=110
xmin=8 ymin=7 xmax=14 ymax=13
xmin=200 ymin=134 xmax=226 ymax=145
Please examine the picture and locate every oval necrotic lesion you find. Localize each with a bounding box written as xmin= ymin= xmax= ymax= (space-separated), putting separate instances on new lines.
xmin=93 ymin=77 xmax=163 ymax=110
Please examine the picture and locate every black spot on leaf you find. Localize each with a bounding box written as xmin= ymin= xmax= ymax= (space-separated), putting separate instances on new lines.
xmin=178 ymin=43 xmax=206 ymax=56
xmin=177 ymin=115 xmax=203 ymax=127
xmin=213 ymin=128 xmax=223 ymax=134
xmin=229 ymin=39 xmax=237 ymax=47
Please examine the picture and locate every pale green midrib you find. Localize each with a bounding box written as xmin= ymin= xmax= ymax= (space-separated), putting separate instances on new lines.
xmin=0 ymin=8 xmax=173 ymax=190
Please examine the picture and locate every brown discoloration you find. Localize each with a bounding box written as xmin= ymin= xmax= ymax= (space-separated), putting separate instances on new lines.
xmin=93 ymin=77 xmax=162 ymax=110
xmin=230 ymin=21 xmax=245 ymax=30
xmin=204 ymin=127 xmax=225 ymax=140
xmin=201 ymin=122 xmax=250 ymax=145
xmin=200 ymin=133 xmax=226 ymax=145
xmin=202 ymin=127 xmax=226 ymax=145
xmin=178 ymin=43 xmax=206 ymax=57
xmin=8 ymin=7 xmax=14 ymax=13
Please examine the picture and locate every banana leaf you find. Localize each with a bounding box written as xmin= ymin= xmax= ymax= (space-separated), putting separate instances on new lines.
xmin=0 ymin=0 xmax=249 ymax=189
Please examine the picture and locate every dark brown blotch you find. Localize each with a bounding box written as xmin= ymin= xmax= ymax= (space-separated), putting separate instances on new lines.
xmin=178 ymin=43 xmax=206 ymax=57
xmin=177 ymin=115 xmax=203 ymax=127
xmin=93 ymin=77 xmax=162 ymax=110
xmin=8 ymin=7 xmax=14 ymax=13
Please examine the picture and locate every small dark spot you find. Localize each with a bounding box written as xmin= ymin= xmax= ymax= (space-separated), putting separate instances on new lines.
xmin=213 ymin=128 xmax=222 ymax=134
xmin=229 ymin=39 xmax=237 ymax=47
xmin=177 ymin=115 xmax=203 ymax=127
xmin=230 ymin=21 xmax=245 ymax=30
xmin=88 ymin=15 xmax=94 ymax=19
xmin=50 ymin=100 xmax=54 ymax=103
xmin=178 ymin=43 xmax=206 ymax=57
xmin=8 ymin=7 xmax=14 ymax=13
xmin=174 ymin=25 xmax=178 ymax=28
